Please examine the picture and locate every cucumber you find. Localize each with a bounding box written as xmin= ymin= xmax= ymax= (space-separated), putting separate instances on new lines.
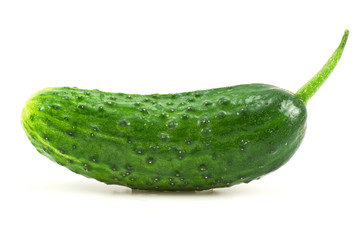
xmin=21 ymin=30 xmax=349 ymax=191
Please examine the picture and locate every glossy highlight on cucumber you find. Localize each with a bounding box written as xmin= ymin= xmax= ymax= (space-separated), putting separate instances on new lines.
xmin=21 ymin=30 xmax=349 ymax=191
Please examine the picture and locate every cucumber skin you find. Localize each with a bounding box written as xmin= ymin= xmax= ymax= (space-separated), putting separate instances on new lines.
xmin=21 ymin=84 xmax=307 ymax=191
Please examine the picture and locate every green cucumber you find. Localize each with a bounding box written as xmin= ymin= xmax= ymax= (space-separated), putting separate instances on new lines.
xmin=21 ymin=30 xmax=349 ymax=191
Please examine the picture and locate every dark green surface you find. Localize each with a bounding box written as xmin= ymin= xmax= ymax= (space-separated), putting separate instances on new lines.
xmin=22 ymin=85 xmax=306 ymax=190
xmin=21 ymin=30 xmax=348 ymax=191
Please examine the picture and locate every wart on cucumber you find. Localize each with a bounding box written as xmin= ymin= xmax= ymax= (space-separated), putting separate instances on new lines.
xmin=21 ymin=30 xmax=349 ymax=191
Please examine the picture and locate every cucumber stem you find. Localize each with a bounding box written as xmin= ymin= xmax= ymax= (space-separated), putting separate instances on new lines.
xmin=296 ymin=30 xmax=349 ymax=104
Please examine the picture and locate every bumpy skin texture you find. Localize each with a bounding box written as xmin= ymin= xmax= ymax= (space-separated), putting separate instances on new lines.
xmin=21 ymin=84 xmax=307 ymax=191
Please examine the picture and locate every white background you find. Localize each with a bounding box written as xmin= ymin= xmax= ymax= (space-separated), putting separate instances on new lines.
xmin=1 ymin=1 xmax=359 ymax=239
